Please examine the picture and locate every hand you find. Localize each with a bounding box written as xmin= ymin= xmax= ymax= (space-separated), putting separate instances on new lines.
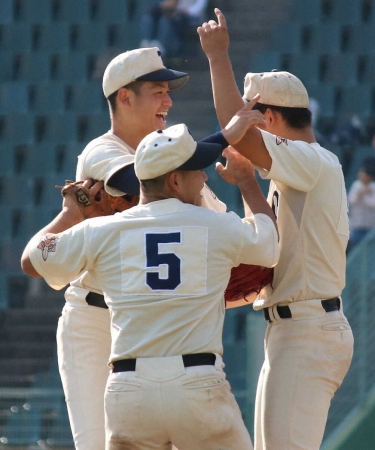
xmin=60 ymin=178 xmax=106 ymax=220
xmin=216 ymin=146 xmax=255 ymax=185
xmin=221 ymin=94 xmax=266 ymax=145
xmin=197 ymin=8 xmax=229 ymax=59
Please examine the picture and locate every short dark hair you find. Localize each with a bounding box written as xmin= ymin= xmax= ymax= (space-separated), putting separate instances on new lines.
xmin=107 ymin=80 xmax=145 ymax=114
xmin=140 ymin=173 xmax=169 ymax=193
xmin=252 ymin=102 xmax=312 ymax=129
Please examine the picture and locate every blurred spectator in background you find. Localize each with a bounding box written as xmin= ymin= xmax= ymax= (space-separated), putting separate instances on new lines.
xmin=329 ymin=115 xmax=364 ymax=177
xmin=347 ymin=156 xmax=375 ymax=252
xmin=139 ymin=0 xmax=208 ymax=58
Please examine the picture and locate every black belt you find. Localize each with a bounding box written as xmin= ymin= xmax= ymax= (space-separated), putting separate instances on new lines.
xmin=263 ymin=297 xmax=340 ymax=322
xmin=86 ymin=292 xmax=108 ymax=309
xmin=112 ymin=353 xmax=216 ymax=373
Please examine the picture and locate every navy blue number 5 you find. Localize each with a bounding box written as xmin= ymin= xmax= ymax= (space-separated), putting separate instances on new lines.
xmin=146 ymin=233 xmax=181 ymax=290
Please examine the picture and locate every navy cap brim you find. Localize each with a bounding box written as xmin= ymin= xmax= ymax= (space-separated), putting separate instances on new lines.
xmin=107 ymin=164 xmax=140 ymax=196
xmin=177 ymin=142 xmax=222 ymax=171
xmin=136 ymin=68 xmax=189 ymax=91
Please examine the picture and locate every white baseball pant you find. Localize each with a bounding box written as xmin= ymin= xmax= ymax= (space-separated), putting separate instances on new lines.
xmin=254 ymin=299 xmax=354 ymax=450
xmin=57 ymin=302 xmax=111 ymax=450
xmin=105 ymin=354 xmax=253 ymax=449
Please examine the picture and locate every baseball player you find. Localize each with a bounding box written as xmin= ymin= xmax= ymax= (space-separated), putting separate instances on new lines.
xmin=198 ymin=9 xmax=354 ymax=449
xmin=55 ymin=47 xmax=191 ymax=450
xmin=21 ymin=122 xmax=279 ymax=449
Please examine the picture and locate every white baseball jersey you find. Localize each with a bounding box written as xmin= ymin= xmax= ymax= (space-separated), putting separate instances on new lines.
xmin=254 ymin=130 xmax=349 ymax=309
xmin=65 ymin=130 xmax=227 ymax=306
xmin=29 ymin=200 xmax=279 ymax=362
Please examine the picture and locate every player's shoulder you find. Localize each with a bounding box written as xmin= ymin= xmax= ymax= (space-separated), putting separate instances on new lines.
xmin=81 ymin=131 xmax=128 ymax=155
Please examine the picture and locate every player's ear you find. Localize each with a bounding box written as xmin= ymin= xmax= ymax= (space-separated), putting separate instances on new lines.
xmin=265 ymin=108 xmax=280 ymax=126
xmin=167 ymin=171 xmax=181 ymax=193
xmin=117 ymin=87 xmax=131 ymax=107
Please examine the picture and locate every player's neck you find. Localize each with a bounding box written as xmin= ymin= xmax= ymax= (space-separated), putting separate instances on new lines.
xmin=111 ymin=118 xmax=144 ymax=151
xmin=274 ymin=125 xmax=316 ymax=144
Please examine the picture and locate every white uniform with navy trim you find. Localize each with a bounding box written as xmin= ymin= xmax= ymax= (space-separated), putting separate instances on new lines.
xmin=253 ymin=130 xmax=354 ymax=450
xmin=30 ymin=200 xmax=279 ymax=449
xmin=57 ymin=130 xmax=227 ymax=450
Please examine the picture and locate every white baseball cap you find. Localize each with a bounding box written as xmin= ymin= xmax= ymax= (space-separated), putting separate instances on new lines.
xmin=102 ymin=47 xmax=189 ymax=98
xmin=243 ymin=70 xmax=309 ymax=108
xmin=135 ymin=124 xmax=222 ymax=180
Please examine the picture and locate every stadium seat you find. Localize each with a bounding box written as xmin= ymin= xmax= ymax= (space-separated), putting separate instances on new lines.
xmin=223 ymin=309 xmax=239 ymax=345
xmin=306 ymin=84 xmax=337 ymax=119
xmin=0 ymin=206 xmax=13 ymax=242
xmin=269 ymin=23 xmax=303 ymax=54
xmin=322 ymin=54 xmax=358 ymax=86
xmin=127 ymin=0 xmax=161 ymax=33
xmin=55 ymin=142 xmax=82 ymax=178
xmin=0 ymin=82 xmax=29 ymax=114
xmin=33 ymin=23 xmax=71 ymax=53
xmin=288 ymin=53 xmax=320 ymax=85
xmin=16 ymin=0 xmax=52 ymax=24
xmin=0 ymin=272 xmax=9 ymax=309
xmin=29 ymin=82 xmax=67 ymax=114
xmin=36 ymin=113 xmax=78 ymax=143
xmin=92 ymin=0 xmax=130 ymax=24
xmin=330 ymin=0 xmax=363 ymax=25
xmin=0 ymin=23 xmax=33 ymax=52
xmin=51 ymin=51 xmax=89 ymax=82
xmin=0 ymin=175 xmax=35 ymax=207
xmin=67 ymin=81 xmax=104 ymax=114
xmin=289 ymin=0 xmax=322 ymax=25
xmin=39 ymin=173 xmax=67 ymax=208
xmin=306 ymin=23 xmax=343 ymax=54
xmin=52 ymin=0 xmax=92 ymax=23
xmin=0 ymin=114 xmax=35 ymax=144
xmin=249 ymin=51 xmax=282 ymax=73
xmin=21 ymin=143 xmax=58 ymax=176
xmin=337 ymin=85 xmax=374 ymax=121
xmin=359 ymin=55 xmax=375 ymax=84
xmin=0 ymin=0 xmax=13 ymax=24
xmin=0 ymin=51 xmax=15 ymax=82
xmin=0 ymin=143 xmax=16 ymax=175
xmin=70 ymin=23 xmax=109 ymax=53
xmin=108 ymin=24 xmax=139 ymax=51
xmin=349 ymin=24 xmax=375 ymax=54
xmin=77 ymin=113 xmax=110 ymax=143
xmin=16 ymin=52 xmax=51 ymax=83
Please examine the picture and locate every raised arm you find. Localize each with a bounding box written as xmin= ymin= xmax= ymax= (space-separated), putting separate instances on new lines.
xmin=198 ymin=8 xmax=271 ymax=170
xmin=198 ymin=8 xmax=243 ymax=124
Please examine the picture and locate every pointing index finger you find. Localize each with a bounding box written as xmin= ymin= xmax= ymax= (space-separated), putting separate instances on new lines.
xmin=215 ymin=8 xmax=227 ymax=27
xmin=246 ymin=93 xmax=261 ymax=109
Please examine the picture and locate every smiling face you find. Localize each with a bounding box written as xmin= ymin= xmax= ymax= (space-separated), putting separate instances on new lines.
xmin=129 ymin=80 xmax=173 ymax=136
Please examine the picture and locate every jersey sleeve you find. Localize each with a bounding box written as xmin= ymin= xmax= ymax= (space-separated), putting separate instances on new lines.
xmin=234 ymin=213 xmax=279 ymax=268
xmin=200 ymin=184 xmax=227 ymax=212
xmin=28 ymin=224 xmax=92 ymax=290
xmin=257 ymin=129 xmax=322 ymax=192
xmin=76 ymin=140 xmax=135 ymax=196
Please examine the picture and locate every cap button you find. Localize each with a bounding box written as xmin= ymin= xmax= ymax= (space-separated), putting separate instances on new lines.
xmin=157 ymin=130 xmax=163 ymax=133
xmin=271 ymin=69 xmax=279 ymax=72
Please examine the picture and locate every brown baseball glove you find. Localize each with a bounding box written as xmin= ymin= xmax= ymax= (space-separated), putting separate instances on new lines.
xmin=225 ymin=264 xmax=274 ymax=308
xmin=58 ymin=180 xmax=136 ymax=219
